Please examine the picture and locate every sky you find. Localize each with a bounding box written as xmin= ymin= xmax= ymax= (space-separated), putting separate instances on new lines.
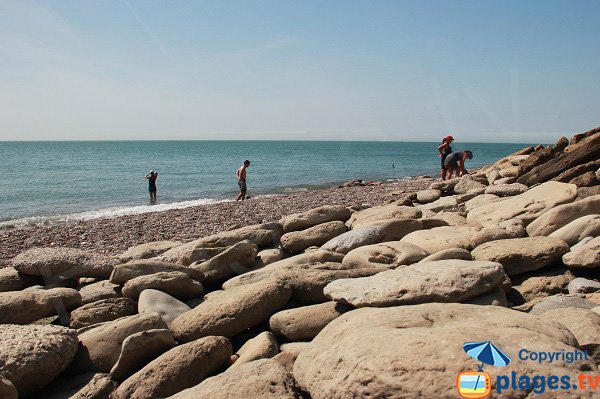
xmin=0 ymin=0 xmax=598 ymax=142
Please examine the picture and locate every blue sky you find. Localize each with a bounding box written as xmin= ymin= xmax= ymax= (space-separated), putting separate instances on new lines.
xmin=0 ymin=0 xmax=598 ymax=142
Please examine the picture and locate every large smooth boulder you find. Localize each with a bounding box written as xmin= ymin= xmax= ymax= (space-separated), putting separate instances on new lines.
xmin=321 ymin=219 xmax=422 ymax=254
xmin=417 ymin=196 xmax=458 ymax=213
xmin=539 ymin=307 xmax=600 ymax=347
xmin=470 ymin=218 xmax=525 ymax=248
xmin=110 ymin=328 xmax=176 ymax=382
xmin=464 ymin=193 xmax=500 ymax=212
xmin=0 ymin=268 xmax=40 ymax=292
xmin=231 ymin=331 xmax=279 ymax=367
xmin=346 ymin=203 xmax=421 ymax=228
xmin=294 ymin=303 xmax=595 ymax=399
xmin=549 ymin=214 xmax=600 ymax=246
xmin=113 ymin=336 xmax=232 ymax=399
xmin=12 ymin=247 xmax=117 ymax=278
xmin=484 ymin=183 xmax=528 ymax=197
xmin=221 ymin=262 xmax=385 ymax=304
xmin=472 ymin=237 xmax=569 ymax=276
xmin=122 ymin=271 xmax=204 ymax=300
xmin=70 ymin=313 xmax=167 ymax=373
xmin=168 ymin=358 xmax=302 ymax=399
xmin=109 ymin=260 xmax=204 ymax=285
xmin=0 ymin=324 xmax=79 ymax=397
xmin=467 ymin=181 xmax=578 ymax=227
xmin=0 ymin=287 xmax=81 ymax=324
xmin=416 ymin=189 xmax=441 ymax=203
xmin=527 ymin=195 xmax=600 ymax=236
xmin=269 ymin=301 xmax=350 ymax=341
xmin=563 ymin=237 xmax=600 ymax=269
xmin=138 ymin=289 xmax=191 ymax=328
xmin=171 ymin=279 xmax=292 ymax=342
xmin=37 ymin=373 xmax=117 ymax=399
xmin=453 ymin=175 xmax=487 ymax=194
xmin=78 ymin=280 xmax=120 ymax=304
xmin=514 ymin=272 xmax=573 ymax=303
xmin=324 ymin=260 xmax=506 ymax=307
xmin=280 ymin=221 xmax=347 ymax=253
xmin=191 ymin=240 xmax=257 ymax=283
xmin=69 ymin=297 xmax=137 ymax=329
xmin=255 ymin=248 xmax=287 ymax=268
xmin=118 ymin=240 xmax=182 ymax=263
xmin=342 ymin=241 xmax=428 ymax=269
xmin=280 ymin=205 xmax=351 ymax=233
xmin=400 ymin=225 xmax=481 ymax=253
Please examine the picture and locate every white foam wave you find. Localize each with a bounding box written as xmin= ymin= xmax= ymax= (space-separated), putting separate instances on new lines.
xmin=0 ymin=197 xmax=231 ymax=229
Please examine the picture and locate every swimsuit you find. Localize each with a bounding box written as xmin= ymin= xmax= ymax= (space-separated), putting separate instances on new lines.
xmin=148 ymin=177 xmax=157 ymax=193
xmin=238 ymin=180 xmax=247 ymax=192
xmin=441 ymin=145 xmax=453 ymax=169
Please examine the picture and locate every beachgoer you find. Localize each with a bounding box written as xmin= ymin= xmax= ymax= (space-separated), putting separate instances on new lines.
xmin=236 ymin=160 xmax=251 ymax=201
xmin=438 ymin=135 xmax=454 ymax=180
xmin=145 ymin=170 xmax=158 ymax=203
xmin=444 ymin=151 xmax=473 ymax=179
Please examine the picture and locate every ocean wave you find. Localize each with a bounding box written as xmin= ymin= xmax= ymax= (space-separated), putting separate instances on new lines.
xmin=0 ymin=197 xmax=231 ymax=229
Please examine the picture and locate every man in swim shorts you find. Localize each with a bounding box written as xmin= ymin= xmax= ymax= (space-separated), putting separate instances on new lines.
xmin=444 ymin=150 xmax=473 ymax=179
xmin=438 ymin=135 xmax=454 ymax=180
xmin=236 ymin=160 xmax=250 ymax=201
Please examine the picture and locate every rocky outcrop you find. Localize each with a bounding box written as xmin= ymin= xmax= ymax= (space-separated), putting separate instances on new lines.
xmin=517 ymin=133 xmax=600 ymax=186
xmin=346 ymin=203 xmax=421 ymax=228
xmin=549 ymin=214 xmax=600 ymax=245
xmin=0 ymin=268 xmax=40 ymax=292
xmin=563 ymin=237 xmax=600 ymax=268
xmin=401 ymin=225 xmax=481 ymax=253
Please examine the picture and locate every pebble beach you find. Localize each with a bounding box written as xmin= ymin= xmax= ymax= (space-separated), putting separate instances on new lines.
xmin=0 ymin=178 xmax=431 ymax=268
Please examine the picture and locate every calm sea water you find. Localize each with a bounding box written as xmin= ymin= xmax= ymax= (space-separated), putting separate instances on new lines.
xmin=0 ymin=141 xmax=530 ymax=226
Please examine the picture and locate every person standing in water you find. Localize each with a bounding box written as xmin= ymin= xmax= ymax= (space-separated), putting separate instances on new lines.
xmin=236 ymin=160 xmax=250 ymax=201
xmin=444 ymin=150 xmax=473 ymax=180
xmin=438 ymin=135 xmax=454 ymax=181
xmin=145 ymin=170 xmax=158 ymax=203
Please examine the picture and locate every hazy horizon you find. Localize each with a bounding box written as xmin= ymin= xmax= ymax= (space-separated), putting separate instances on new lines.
xmin=1 ymin=1 xmax=598 ymax=142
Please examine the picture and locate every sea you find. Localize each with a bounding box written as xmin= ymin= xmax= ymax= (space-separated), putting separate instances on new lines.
xmin=0 ymin=141 xmax=532 ymax=228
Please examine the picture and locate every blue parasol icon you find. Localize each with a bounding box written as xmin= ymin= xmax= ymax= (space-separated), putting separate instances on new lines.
xmin=464 ymin=341 xmax=511 ymax=370
xmin=463 ymin=341 xmax=511 ymax=393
